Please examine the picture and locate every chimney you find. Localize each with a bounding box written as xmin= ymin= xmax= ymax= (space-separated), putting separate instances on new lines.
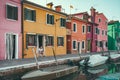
xmin=46 ymin=2 xmax=53 ymax=9
xmin=55 ymin=5 xmax=62 ymax=12
xmin=90 ymin=7 xmax=96 ymax=23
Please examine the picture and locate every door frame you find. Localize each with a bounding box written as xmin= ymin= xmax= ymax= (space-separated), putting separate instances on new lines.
xmin=77 ymin=41 xmax=81 ymax=54
xmin=5 ymin=33 xmax=18 ymax=59
xmin=37 ymin=34 xmax=45 ymax=55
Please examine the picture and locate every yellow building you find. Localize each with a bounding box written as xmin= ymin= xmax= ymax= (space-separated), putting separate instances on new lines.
xmin=23 ymin=1 xmax=67 ymax=58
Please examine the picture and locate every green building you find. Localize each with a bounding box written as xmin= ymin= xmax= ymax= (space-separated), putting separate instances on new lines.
xmin=108 ymin=20 xmax=120 ymax=50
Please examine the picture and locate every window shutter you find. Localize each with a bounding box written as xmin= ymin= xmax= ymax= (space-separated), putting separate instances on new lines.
xmin=47 ymin=14 xmax=49 ymax=24
xmin=24 ymin=8 xmax=28 ymax=20
xmin=60 ymin=18 xmax=62 ymax=26
xmin=14 ymin=7 xmax=18 ymax=20
xmin=6 ymin=5 xmax=10 ymax=19
xmin=57 ymin=37 xmax=59 ymax=46
xmin=52 ymin=37 xmax=54 ymax=46
xmin=35 ymin=35 xmax=37 ymax=46
xmin=64 ymin=19 xmax=66 ymax=27
xmin=33 ymin=10 xmax=36 ymax=21
xmin=62 ymin=37 xmax=64 ymax=46
xmin=52 ymin=15 xmax=54 ymax=24
xmin=26 ymin=34 xmax=29 ymax=49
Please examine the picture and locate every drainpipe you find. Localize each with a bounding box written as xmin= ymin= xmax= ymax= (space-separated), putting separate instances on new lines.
xmin=21 ymin=0 xmax=24 ymax=58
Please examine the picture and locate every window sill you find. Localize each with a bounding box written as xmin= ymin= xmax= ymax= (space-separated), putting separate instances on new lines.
xmin=25 ymin=20 xmax=35 ymax=22
xmin=58 ymin=46 xmax=64 ymax=47
xmin=6 ymin=18 xmax=17 ymax=21
xmin=28 ymin=46 xmax=36 ymax=48
xmin=46 ymin=23 xmax=54 ymax=26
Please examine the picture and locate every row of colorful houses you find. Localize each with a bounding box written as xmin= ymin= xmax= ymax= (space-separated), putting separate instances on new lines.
xmin=0 ymin=0 xmax=120 ymax=60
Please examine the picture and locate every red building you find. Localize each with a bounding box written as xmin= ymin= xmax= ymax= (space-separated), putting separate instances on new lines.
xmin=66 ymin=14 xmax=93 ymax=54
xmin=67 ymin=7 xmax=108 ymax=54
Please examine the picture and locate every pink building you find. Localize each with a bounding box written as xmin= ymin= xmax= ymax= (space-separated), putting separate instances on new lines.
xmin=91 ymin=7 xmax=108 ymax=52
xmin=0 ymin=0 xmax=22 ymax=60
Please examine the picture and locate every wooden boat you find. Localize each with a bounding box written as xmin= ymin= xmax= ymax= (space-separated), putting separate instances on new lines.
xmin=21 ymin=65 xmax=78 ymax=80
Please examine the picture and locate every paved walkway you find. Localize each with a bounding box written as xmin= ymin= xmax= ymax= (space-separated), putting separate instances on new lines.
xmin=0 ymin=51 xmax=118 ymax=71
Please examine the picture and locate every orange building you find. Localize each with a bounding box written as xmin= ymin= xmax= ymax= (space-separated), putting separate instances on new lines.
xmin=23 ymin=1 xmax=67 ymax=58
xmin=66 ymin=16 xmax=88 ymax=54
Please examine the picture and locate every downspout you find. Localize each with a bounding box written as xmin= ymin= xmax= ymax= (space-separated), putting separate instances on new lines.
xmin=21 ymin=0 xmax=24 ymax=58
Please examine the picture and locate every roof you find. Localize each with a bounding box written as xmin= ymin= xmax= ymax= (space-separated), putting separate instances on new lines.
xmin=108 ymin=20 xmax=119 ymax=25
xmin=23 ymin=0 xmax=68 ymax=16
xmin=96 ymin=12 xmax=108 ymax=20
xmin=68 ymin=15 xmax=98 ymax=25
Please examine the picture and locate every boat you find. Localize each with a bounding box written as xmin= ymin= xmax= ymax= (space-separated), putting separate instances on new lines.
xmin=80 ymin=55 xmax=108 ymax=67
xmin=97 ymin=72 xmax=120 ymax=80
xmin=21 ymin=65 xmax=78 ymax=80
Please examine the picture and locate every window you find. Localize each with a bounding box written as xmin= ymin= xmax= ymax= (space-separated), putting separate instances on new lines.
xmin=87 ymin=26 xmax=91 ymax=32
xmin=102 ymin=30 xmax=104 ymax=35
xmin=6 ymin=4 xmax=18 ymax=20
xmin=60 ymin=18 xmax=66 ymax=27
xmin=73 ymin=23 xmax=77 ymax=32
xmin=57 ymin=37 xmax=64 ymax=46
xmin=95 ymin=28 xmax=98 ymax=34
xmin=82 ymin=41 xmax=85 ymax=49
xmin=46 ymin=36 xmax=54 ymax=46
xmin=105 ymin=31 xmax=107 ymax=35
xmin=95 ymin=40 xmax=98 ymax=46
xmin=24 ymin=8 xmax=36 ymax=21
xmin=73 ymin=41 xmax=77 ymax=49
xmin=95 ymin=28 xmax=99 ymax=34
xmin=26 ymin=34 xmax=37 ymax=47
xmin=105 ymin=42 xmax=108 ymax=47
xmin=47 ymin=14 xmax=54 ymax=25
xmin=82 ymin=25 xmax=86 ymax=33
xmin=98 ymin=18 xmax=101 ymax=23
xmin=99 ymin=41 xmax=103 ymax=47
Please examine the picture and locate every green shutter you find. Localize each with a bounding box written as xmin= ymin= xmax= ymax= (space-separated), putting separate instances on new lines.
xmin=60 ymin=18 xmax=62 ymax=26
xmin=33 ymin=10 xmax=36 ymax=21
xmin=26 ymin=34 xmax=29 ymax=49
xmin=35 ymin=35 xmax=37 ymax=46
xmin=52 ymin=36 xmax=54 ymax=46
xmin=24 ymin=8 xmax=28 ymax=20
xmin=63 ymin=19 xmax=66 ymax=27
xmin=47 ymin=14 xmax=49 ymax=24
xmin=63 ymin=37 xmax=64 ymax=46
xmin=52 ymin=15 xmax=54 ymax=24
xmin=6 ymin=5 xmax=10 ymax=19
xmin=14 ymin=7 xmax=18 ymax=20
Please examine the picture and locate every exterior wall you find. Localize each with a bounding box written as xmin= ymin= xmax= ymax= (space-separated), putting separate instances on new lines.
xmin=95 ymin=13 xmax=108 ymax=52
xmin=66 ymin=18 xmax=87 ymax=54
xmin=0 ymin=0 xmax=22 ymax=60
xmin=108 ymin=22 xmax=120 ymax=50
xmin=23 ymin=3 xmax=67 ymax=58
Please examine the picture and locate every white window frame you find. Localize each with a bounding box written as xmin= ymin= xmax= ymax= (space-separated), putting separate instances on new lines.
xmin=6 ymin=3 xmax=18 ymax=21
xmin=72 ymin=22 xmax=77 ymax=32
xmin=72 ymin=40 xmax=77 ymax=50
xmin=87 ymin=26 xmax=91 ymax=33
xmin=46 ymin=13 xmax=54 ymax=25
xmin=82 ymin=40 xmax=85 ymax=50
xmin=82 ymin=24 xmax=86 ymax=34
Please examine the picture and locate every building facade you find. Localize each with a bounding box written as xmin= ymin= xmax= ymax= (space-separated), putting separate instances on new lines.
xmin=0 ymin=0 xmax=22 ymax=60
xmin=23 ymin=1 xmax=67 ymax=58
xmin=94 ymin=9 xmax=108 ymax=52
xmin=66 ymin=15 xmax=89 ymax=54
xmin=108 ymin=20 xmax=120 ymax=50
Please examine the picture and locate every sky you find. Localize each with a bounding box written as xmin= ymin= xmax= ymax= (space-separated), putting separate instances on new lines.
xmin=28 ymin=0 xmax=120 ymax=21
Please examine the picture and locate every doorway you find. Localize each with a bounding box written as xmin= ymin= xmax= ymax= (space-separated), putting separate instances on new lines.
xmin=78 ymin=42 xmax=81 ymax=54
xmin=38 ymin=35 xmax=43 ymax=48
xmin=6 ymin=33 xmax=18 ymax=60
